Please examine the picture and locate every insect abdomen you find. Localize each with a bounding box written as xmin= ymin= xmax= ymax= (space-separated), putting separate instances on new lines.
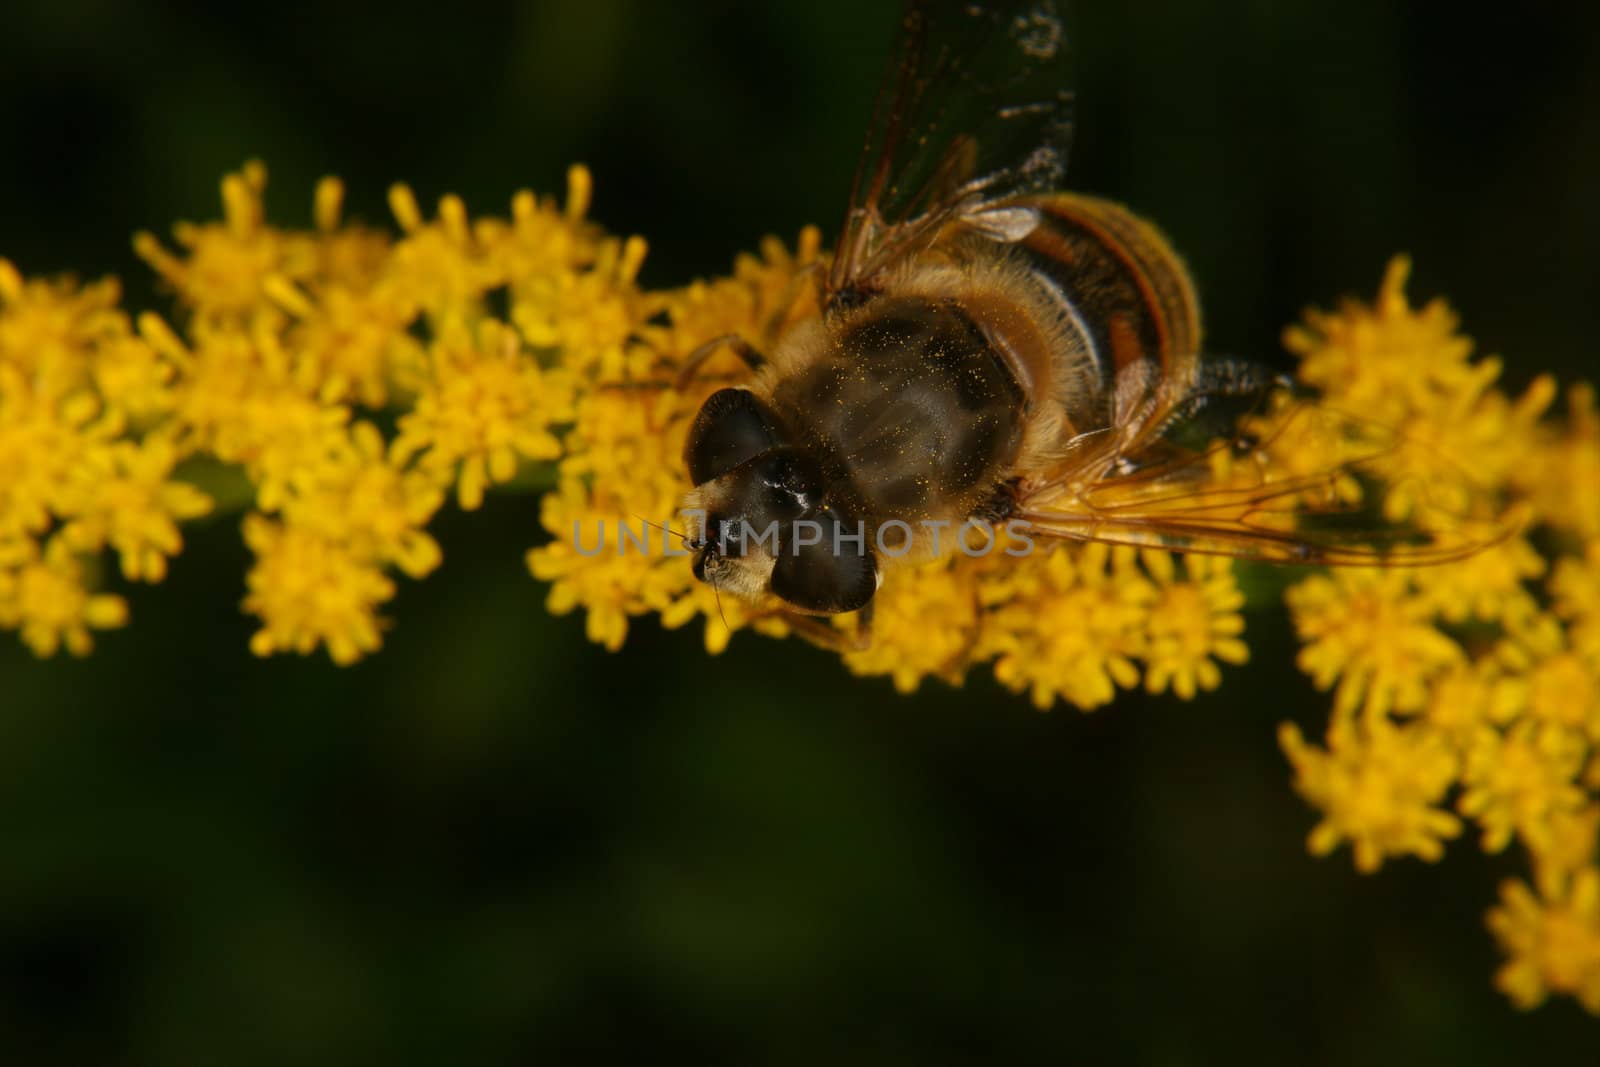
xmin=1016 ymin=193 xmax=1201 ymax=420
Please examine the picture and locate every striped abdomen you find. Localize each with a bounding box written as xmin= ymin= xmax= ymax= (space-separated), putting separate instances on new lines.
xmin=1014 ymin=193 xmax=1202 ymax=435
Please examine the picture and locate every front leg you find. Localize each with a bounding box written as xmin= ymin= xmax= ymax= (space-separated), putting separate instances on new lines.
xmin=673 ymin=334 xmax=769 ymax=391
xmin=776 ymin=598 xmax=875 ymax=653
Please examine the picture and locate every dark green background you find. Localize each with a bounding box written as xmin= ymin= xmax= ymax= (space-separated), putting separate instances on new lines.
xmin=3 ymin=1 xmax=1597 ymax=1062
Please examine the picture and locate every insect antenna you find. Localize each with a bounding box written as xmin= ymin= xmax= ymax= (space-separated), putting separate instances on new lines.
xmin=632 ymin=514 xmax=692 ymax=550
xmin=711 ymin=579 xmax=731 ymax=637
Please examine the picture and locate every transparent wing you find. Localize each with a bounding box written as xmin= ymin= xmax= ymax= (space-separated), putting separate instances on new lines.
xmin=830 ymin=0 xmax=1076 ymax=299
xmin=1014 ymin=394 xmax=1516 ymax=565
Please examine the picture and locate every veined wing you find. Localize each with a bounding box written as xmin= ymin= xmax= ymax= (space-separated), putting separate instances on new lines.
xmin=830 ymin=0 xmax=1076 ymax=301
xmin=1014 ymin=393 xmax=1515 ymax=565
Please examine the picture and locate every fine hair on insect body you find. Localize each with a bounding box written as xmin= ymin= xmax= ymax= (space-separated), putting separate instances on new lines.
xmin=674 ymin=0 xmax=1505 ymax=647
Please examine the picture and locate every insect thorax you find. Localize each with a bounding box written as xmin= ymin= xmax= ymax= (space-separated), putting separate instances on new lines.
xmin=767 ymin=294 xmax=1028 ymax=528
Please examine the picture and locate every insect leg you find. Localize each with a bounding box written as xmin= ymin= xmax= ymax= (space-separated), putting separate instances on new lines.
xmin=774 ymin=611 xmax=856 ymax=654
xmin=772 ymin=606 xmax=875 ymax=654
xmin=1199 ymin=357 xmax=1291 ymax=397
xmin=1149 ymin=357 xmax=1293 ymax=443
xmin=672 ymin=334 xmax=769 ymax=391
xmin=763 ymin=260 xmax=826 ymax=339
xmin=851 ymin=598 xmax=875 ymax=652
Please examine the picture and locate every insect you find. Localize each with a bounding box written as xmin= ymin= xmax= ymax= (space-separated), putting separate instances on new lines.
xmin=677 ymin=0 xmax=1500 ymax=637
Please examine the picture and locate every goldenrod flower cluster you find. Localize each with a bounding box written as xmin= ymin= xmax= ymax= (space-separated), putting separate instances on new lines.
xmin=0 ymin=263 xmax=210 ymax=654
xmin=2 ymin=165 xmax=1595 ymax=1012
xmin=2 ymin=163 xmax=604 ymax=663
xmin=1275 ymin=261 xmax=1600 ymax=1014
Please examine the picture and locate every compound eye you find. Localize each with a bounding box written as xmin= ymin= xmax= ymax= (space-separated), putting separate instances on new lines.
xmin=769 ymin=516 xmax=878 ymax=615
xmin=684 ymin=388 xmax=786 ymax=485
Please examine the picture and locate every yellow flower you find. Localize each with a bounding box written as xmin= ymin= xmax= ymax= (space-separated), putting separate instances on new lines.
xmin=1411 ymin=534 xmax=1543 ymax=625
xmin=1275 ymin=263 xmax=1600 ymax=1012
xmin=658 ymin=580 xmax=790 ymax=656
xmin=983 ymin=543 xmax=1153 ymax=711
xmin=649 ymin=229 xmax=825 ymax=369
xmin=1496 ymin=614 xmax=1600 ymax=745
xmin=1550 ymin=541 xmax=1600 ymax=667
xmin=309 ymin=177 xmax=393 ymax=291
xmin=511 ymin=232 xmax=649 ymax=381
xmin=0 ymin=367 xmax=104 ymax=541
xmin=1549 ymin=541 xmax=1600 ymax=623
xmin=241 ymin=514 xmax=394 ymax=665
xmin=0 ymin=541 xmax=128 ymax=657
xmin=134 ymin=161 xmax=315 ymax=323
xmin=276 ymin=421 xmax=445 ymax=579
xmin=0 ymin=261 xmax=175 ymax=423
xmin=1407 ymin=661 xmax=1519 ymax=743
xmin=1285 ymin=257 xmax=1475 ymax=421
xmin=1286 ymin=568 xmax=1464 ymax=720
xmin=392 ymin=320 xmax=573 ymax=511
xmin=841 ymin=554 xmax=981 ymax=694
xmin=478 ymin=171 xmax=601 ymax=288
xmin=90 ymin=330 xmax=178 ymax=424
xmin=1279 ymin=720 xmax=1461 ymax=872
xmin=55 ymin=434 xmax=213 ymax=582
xmin=382 ymin=185 xmax=502 ymax=323
xmin=156 ymin=314 xmax=352 ymax=507
xmin=1515 ymin=383 xmax=1600 ymax=541
xmin=1373 ymin=368 xmax=1552 ymax=526
xmin=525 ymin=476 xmax=688 ymax=652
xmin=1487 ymin=870 xmax=1600 ymax=1013
xmin=7 ymin=164 xmax=1600 ymax=1014
xmin=0 ymin=261 xmax=129 ymax=401
xmin=556 ymin=383 xmax=687 ymax=508
xmin=520 ymin=226 xmax=827 ymax=654
xmin=267 ymin=273 xmax=419 ymax=409
xmin=1459 ymin=722 xmax=1587 ymax=854
xmin=1139 ymin=551 xmax=1249 ymax=700
xmin=1239 ymin=394 xmax=1364 ymax=510
xmin=1530 ymin=806 xmax=1600 ymax=900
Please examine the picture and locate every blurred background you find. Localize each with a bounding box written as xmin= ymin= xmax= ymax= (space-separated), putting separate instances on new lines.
xmin=3 ymin=0 xmax=1597 ymax=1062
